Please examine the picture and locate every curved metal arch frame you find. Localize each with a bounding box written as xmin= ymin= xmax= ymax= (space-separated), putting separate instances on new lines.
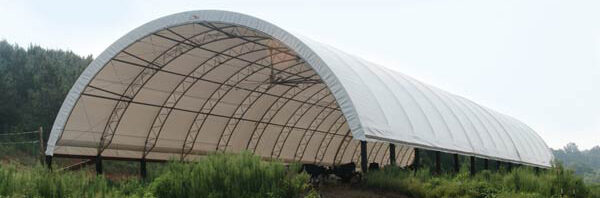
xmin=313 ymin=115 xmax=348 ymax=164
xmin=178 ymin=50 xmax=302 ymax=159
xmin=290 ymin=100 xmax=343 ymax=162
xmin=141 ymin=37 xmax=275 ymax=157
xmin=268 ymin=89 xmax=334 ymax=158
xmin=332 ymin=129 xmax=354 ymax=165
xmin=249 ymin=85 xmax=330 ymax=153
xmin=97 ymin=28 xmax=241 ymax=155
xmin=371 ymin=142 xmax=386 ymax=163
xmin=141 ymin=38 xmax=293 ymax=158
xmin=245 ymin=83 xmax=325 ymax=152
xmin=215 ymin=62 xmax=311 ymax=152
xmin=46 ymin=11 xmax=369 ymax=164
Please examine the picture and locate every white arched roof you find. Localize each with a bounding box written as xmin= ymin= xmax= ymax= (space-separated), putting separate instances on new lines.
xmin=46 ymin=10 xmax=552 ymax=167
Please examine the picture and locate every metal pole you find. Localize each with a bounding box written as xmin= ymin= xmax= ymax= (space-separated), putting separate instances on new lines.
xmin=435 ymin=151 xmax=441 ymax=175
xmin=496 ymin=160 xmax=501 ymax=171
xmin=470 ymin=156 xmax=476 ymax=176
xmin=389 ymin=143 xmax=396 ymax=166
xmin=96 ymin=155 xmax=103 ymax=175
xmin=140 ymin=158 xmax=147 ymax=179
xmin=413 ymin=148 xmax=420 ymax=175
xmin=453 ymin=154 xmax=460 ymax=173
xmin=360 ymin=140 xmax=368 ymax=173
xmin=45 ymin=155 xmax=52 ymax=170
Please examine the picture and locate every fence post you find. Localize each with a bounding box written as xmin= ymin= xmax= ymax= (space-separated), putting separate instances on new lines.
xmin=38 ymin=126 xmax=45 ymax=164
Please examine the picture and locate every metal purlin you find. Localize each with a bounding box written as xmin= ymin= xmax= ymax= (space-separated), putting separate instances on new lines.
xmin=374 ymin=143 xmax=388 ymax=165
xmin=314 ymin=113 xmax=347 ymax=164
xmin=290 ymin=101 xmax=342 ymax=162
xmin=141 ymin=37 xmax=278 ymax=159
xmin=200 ymin=23 xmax=298 ymax=59
xmin=102 ymin=58 xmax=321 ymax=109
xmin=350 ymin=140 xmax=362 ymax=165
xmin=379 ymin=145 xmax=390 ymax=165
xmin=245 ymin=84 xmax=322 ymax=152
xmin=140 ymin=24 xmax=319 ymax=159
xmin=215 ymin=62 xmax=310 ymax=152
xmin=377 ymin=142 xmax=389 ymax=163
xmin=202 ymin=41 xmax=309 ymax=155
xmin=269 ymin=88 xmax=334 ymax=158
xmin=89 ymin=21 xmax=413 ymax=167
xmin=96 ymin=27 xmax=236 ymax=156
xmin=332 ymin=129 xmax=354 ymax=165
xmin=250 ymin=85 xmax=330 ymax=153
xmin=178 ymin=49 xmax=300 ymax=159
xmin=369 ymin=142 xmax=384 ymax=163
xmin=141 ymin=41 xmax=292 ymax=158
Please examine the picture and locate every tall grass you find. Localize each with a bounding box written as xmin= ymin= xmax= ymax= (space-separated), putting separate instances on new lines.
xmin=0 ymin=152 xmax=311 ymax=198
xmin=365 ymin=163 xmax=599 ymax=198
xmin=150 ymin=152 xmax=310 ymax=198
xmin=0 ymin=163 xmax=120 ymax=197
xmin=2 ymin=152 xmax=598 ymax=198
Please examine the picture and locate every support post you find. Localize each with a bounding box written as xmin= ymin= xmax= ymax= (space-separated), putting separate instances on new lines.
xmin=484 ymin=159 xmax=489 ymax=170
xmin=470 ymin=156 xmax=476 ymax=176
xmin=140 ymin=158 xmax=147 ymax=179
xmin=95 ymin=155 xmax=103 ymax=175
xmin=45 ymin=155 xmax=52 ymax=170
xmin=360 ymin=141 xmax=368 ymax=173
xmin=496 ymin=160 xmax=501 ymax=171
xmin=435 ymin=151 xmax=441 ymax=175
xmin=535 ymin=167 xmax=540 ymax=175
xmin=453 ymin=154 xmax=460 ymax=173
xmin=507 ymin=162 xmax=512 ymax=172
xmin=38 ymin=127 xmax=45 ymax=164
xmin=389 ymin=143 xmax=396 ymax=166
xmin=413 ymin=148 xmax=420 ymax=175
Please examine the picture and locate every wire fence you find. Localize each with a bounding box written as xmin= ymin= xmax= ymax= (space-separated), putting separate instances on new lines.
xmin=0 ymin=131 xmax=39 ymax=136
xmin=0 ymin=127 xmax=44 ymax=164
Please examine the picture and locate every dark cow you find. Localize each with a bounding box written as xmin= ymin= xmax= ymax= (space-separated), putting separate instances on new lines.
xmin=368 ymin=162 xmax=380 ymax=171
xmin=331 ymin=162 xmax=358 ymax=183
xmin=301 ymin=164 xmax=329 ymax=184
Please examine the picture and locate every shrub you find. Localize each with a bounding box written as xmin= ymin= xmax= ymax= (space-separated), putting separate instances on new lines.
xmin=149 ymin=152 xmax=310 ymax=198
xmin=0 ymin=152 xmax=312 ymax=198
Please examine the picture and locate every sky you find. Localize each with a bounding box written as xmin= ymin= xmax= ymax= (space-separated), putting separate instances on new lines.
xmin=0 ymin=0 xmax=598 ymax=150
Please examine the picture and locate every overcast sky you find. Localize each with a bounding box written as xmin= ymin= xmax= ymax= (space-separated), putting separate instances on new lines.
xmin=1 ymin=0 xmax=598 ymax=150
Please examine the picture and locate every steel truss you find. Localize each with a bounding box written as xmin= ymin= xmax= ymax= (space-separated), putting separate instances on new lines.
xmin=97 ymin=25 xmax=235 ymax=156
xmin=269 ymin=88 xmax=334 ymax=158
xmin=87 ymin=22 xmax=411 ymax=167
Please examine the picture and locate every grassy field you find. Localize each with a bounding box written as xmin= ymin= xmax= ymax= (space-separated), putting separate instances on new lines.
xmin=0 ymin=152 xmax=598 ymax=198
xmin=364 ymin=163 xmax=600 ymax=198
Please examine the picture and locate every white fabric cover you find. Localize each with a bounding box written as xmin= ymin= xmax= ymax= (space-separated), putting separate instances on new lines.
xmin=45 ymin=10 xmax=552 ymax=167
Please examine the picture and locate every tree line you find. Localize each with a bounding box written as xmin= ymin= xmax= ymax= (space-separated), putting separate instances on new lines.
xmin=0 ymin=40 xmax=92 ymax=136
xmin=553 ymin=143 xmax=600 ymax=183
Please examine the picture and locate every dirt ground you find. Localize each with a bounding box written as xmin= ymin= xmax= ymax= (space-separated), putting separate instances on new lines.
xmin=317 ymin=184 xmax=410 ymax=198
